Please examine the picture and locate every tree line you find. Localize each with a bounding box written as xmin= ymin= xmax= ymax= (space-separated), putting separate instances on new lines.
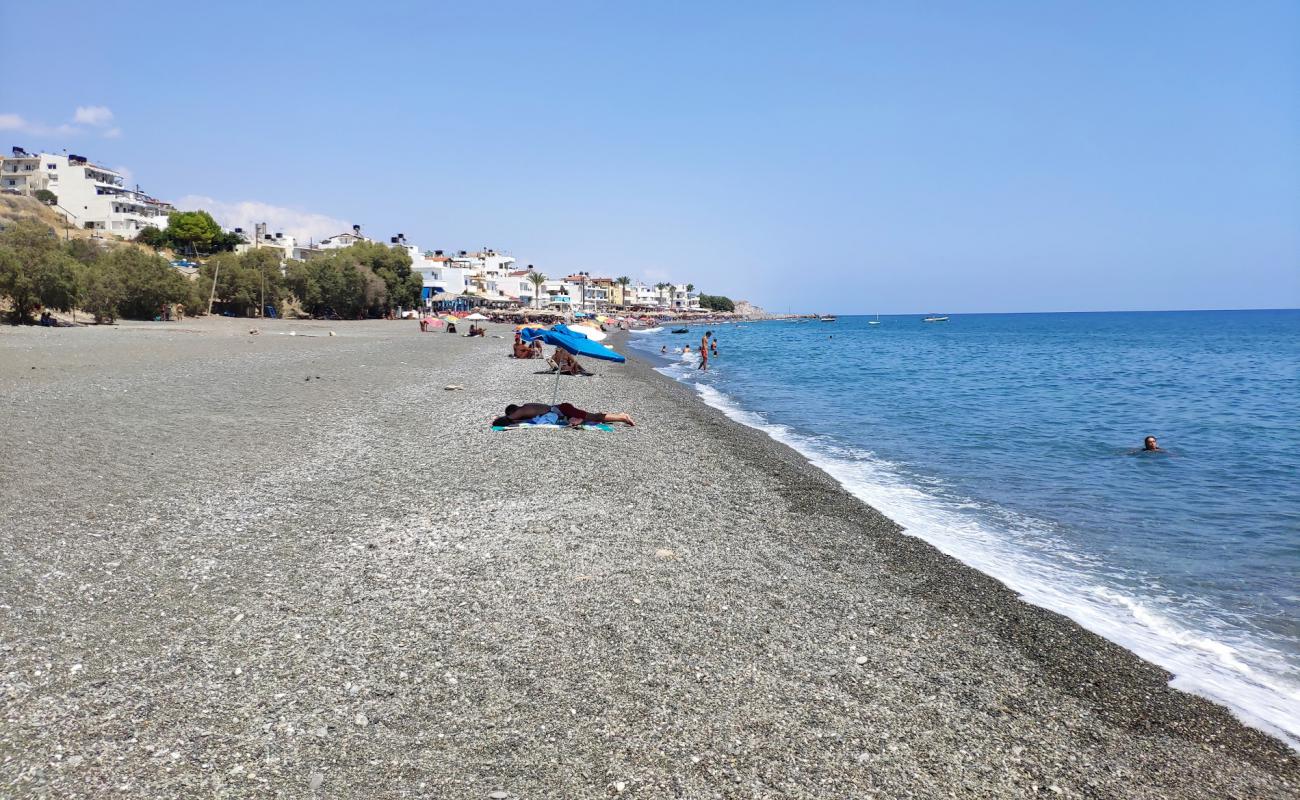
xmin=0 ymin=220 xmax=203 ymax=324
xmin=698 ymin=294 xmax=735 ymax=312
xmin=1 ymin=218 xmax=423 ymax=324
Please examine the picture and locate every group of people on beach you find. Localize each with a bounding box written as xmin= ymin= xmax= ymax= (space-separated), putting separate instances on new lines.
xmin=510 ymin=332 xmax=593 ymax=375
xmin=495 ymin=325 xmax=632 ymax=428
xmin=661 ymin=331 xmax=720 ymax=371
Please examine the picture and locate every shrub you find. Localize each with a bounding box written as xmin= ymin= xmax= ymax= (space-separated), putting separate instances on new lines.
xmin=0 ymin=220 xmax=81 ymax=323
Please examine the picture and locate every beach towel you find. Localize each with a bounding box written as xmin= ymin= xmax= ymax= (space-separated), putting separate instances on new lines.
xmin=492 ymin=422 xmax=615 ymax=432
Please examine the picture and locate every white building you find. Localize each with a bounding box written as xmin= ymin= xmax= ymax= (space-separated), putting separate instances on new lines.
xmin=671 ymin=283 xmax=702 ymax=310
xmin=234 ymin=222 xmax=296 ymax=261
xmin=412 ymin=251 xmax=470 ymax=300
xmin=630 ymin=283 xmax=662 ymax=307
xmin=482 ymin=270 xmax=535 ymax=306
xmin=0 ymin=148 xmax=172 ymax=236
xmin=562 ymin=275 xmax=609 ymax=312
xmin=318 ymin=225 xmax=370 ymax=250
xmin=536 ymin=279 xmax=573 ymax=310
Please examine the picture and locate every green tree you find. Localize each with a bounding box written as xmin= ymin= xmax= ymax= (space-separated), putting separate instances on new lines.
xmin=286 ymin=252 xmax=377 ymax=318
xmin=699 ymin=294 xmax=735 ymax=312
xmin=105 ymin=246 xmax=193 ymax=320
xmin=135 ymin=226 xmax=170 ymax=250
xmin=354 ymin=241 xmax=419 ymax=310
xmin=210 ymin=229 xmax=245 ymax=253
xmin=527 ymin=271 xmax=547 ymax=308
xmin=0 ymin=220 xmax=81 ymax=323
xmin=615 ymin=275 xmax=631 ymax=307
xmin=65 ymin=237 xmax=103 ymax=267
xmin=199 ymin=248 xmax=286 ymax=316
xmin=33 ymin=189 xmax=58 ymax=205
xmin=78 ymin=265 xmax=126 ymax=323
xmin=165 ymin=210 xmax=223 ymax=255
xmin=289 ymin=241 xmax=421 ymax=315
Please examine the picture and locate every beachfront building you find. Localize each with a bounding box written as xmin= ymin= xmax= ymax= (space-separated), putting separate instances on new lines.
xmin=412 ymin=251 xmax=470 ymax=301
xmin=562 ymin=273 xmax=609 ymax=312
xmin=536 ymin=279 xmax=574 ymax=311
xmin=671 ymin=284 xmax=701 ymax=310
xmin=629 ymin=283 xmax=662 ymax=308
xmin=482 ymin=270 xmax=535 ymax=306
xmin=1 ymin=148 xmax=173 ymax=236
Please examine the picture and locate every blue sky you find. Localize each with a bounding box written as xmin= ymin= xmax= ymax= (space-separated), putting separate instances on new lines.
xmin=3 ymin=1 xmax=1296 ymax=313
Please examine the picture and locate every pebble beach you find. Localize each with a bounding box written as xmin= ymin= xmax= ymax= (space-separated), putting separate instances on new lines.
xmin=1 ymin=317 xmax=1296 ymax=798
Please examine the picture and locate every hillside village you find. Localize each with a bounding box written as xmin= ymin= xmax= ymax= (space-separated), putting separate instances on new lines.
xmin=3 ymin=146 xmax=751 ymax=318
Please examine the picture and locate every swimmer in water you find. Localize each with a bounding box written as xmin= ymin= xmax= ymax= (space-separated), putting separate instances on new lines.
xmin=661 ymin=345 xmax=667 ymax=354
xmin=1143 ymin=435 xmax=1161 ymax=452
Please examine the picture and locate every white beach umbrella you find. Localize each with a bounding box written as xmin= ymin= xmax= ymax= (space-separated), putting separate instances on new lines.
xmin=464 ymin=312 xmax=489 ymax=321
xmin=567 ymin=324 xmax=607 ymax=342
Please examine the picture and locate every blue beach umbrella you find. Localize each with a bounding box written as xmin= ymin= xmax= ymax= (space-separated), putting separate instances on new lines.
xmin=521 ymin=324 xmax=626 ymax=402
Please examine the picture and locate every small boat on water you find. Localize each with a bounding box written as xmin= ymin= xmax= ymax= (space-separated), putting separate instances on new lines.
xmin=868 ymin=313 xmax=881 ymax=326
xmin=819 ymin=315 xmax=837 ymax=322
xmin=670 ymin=328 xmax=689 ymax=334
xmin=923 ymin=315 xmax=949 ymax=323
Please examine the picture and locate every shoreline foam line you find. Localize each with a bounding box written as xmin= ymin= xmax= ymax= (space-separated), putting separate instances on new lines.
xmin=633 ymin=345 xmax=1300 ymax=752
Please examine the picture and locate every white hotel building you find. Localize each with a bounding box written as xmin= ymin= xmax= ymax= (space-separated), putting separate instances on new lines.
xmin=0 ymin=147 xmax=172 ymax=236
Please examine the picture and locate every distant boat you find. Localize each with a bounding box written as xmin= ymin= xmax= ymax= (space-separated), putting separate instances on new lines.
xmin=923 ymin=315 xmax=949 ymax=323
xmin=670 ymin=327 xmax=689 ymax=334
xmin=868 ymin=314 xmax=881 ymax=326
xmin=819 ymin=315 xmax=837 ymax=322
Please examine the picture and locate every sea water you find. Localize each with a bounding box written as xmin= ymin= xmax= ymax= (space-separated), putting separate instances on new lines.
xmin=629 ymin=310 xmax=1300 ymax=747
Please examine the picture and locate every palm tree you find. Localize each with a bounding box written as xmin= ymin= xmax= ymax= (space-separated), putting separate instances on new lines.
xmin=615 ymin=275 xmax=631 ymax=308
xmin=655 ymin=282 xmax=670 ymax=307
xmin=527 ymin=270 xmax=547 ymax=309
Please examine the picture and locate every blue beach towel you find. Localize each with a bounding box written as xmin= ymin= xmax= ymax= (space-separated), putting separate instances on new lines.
xmin=492 ymin=422 xmax=615 ymax=432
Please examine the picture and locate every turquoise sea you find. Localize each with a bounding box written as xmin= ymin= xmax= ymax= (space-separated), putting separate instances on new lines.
xmin=628 ymin=310 xmax=1300 ymax=747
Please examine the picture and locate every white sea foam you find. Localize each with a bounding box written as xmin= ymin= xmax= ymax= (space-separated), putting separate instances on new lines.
xmin=675 ymin=375 xmax=1300 ymax=749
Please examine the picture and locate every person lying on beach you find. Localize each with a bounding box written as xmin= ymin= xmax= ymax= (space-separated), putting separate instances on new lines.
xmin=548 ymin=348 xmax=593 ymax=375
xmin=492 ymin=403 xmax=635 ymax=429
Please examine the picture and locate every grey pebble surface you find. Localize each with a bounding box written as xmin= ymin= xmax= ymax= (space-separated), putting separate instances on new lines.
xmin=0 ymin=317 xmax=1296 ymax=799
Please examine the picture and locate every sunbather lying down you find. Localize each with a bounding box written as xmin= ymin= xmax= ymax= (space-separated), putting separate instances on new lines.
xmin=492 ymin=403 xmax=635 ymax=428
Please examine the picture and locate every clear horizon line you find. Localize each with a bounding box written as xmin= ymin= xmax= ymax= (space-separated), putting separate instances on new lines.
xmin=778 ymin=306 xmax=1299 ymax=317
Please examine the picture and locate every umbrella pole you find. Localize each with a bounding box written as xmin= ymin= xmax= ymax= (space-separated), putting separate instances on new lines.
xmin=551 ymin=367 xmax=561 ymax=404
